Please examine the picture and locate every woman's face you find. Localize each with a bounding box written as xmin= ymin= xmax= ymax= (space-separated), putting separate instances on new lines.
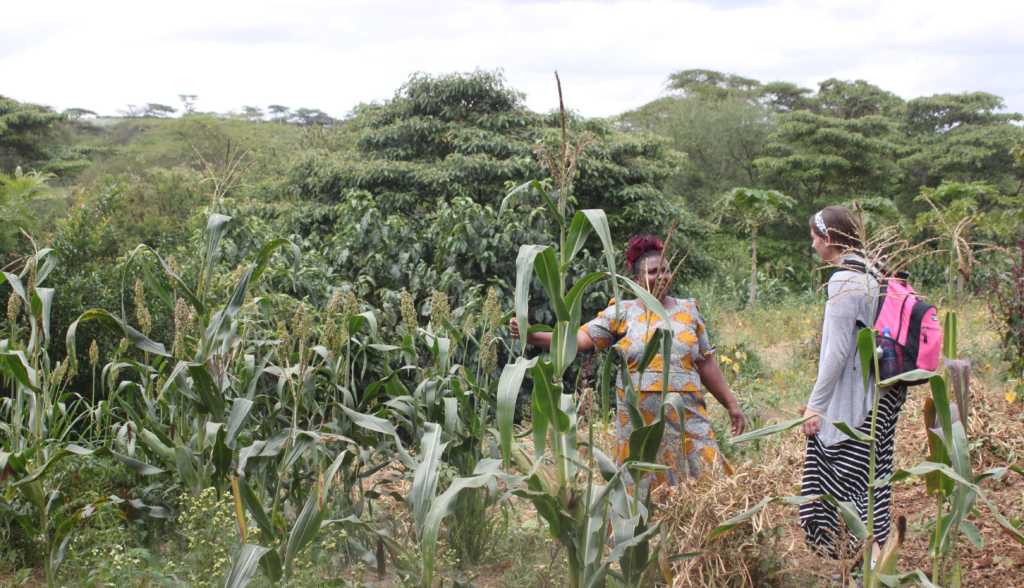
xmin=637 ymin=254 xmax=672 ymax=296
xmin=810 ymin=228 xmax=836 ymax=262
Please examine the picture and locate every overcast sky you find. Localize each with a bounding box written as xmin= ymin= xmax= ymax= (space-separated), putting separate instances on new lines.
xmin=3 ymin=0 xmax=1022 ymax=119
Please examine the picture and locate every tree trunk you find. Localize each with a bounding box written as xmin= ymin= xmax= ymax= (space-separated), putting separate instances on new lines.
xmin=748 ymin=229 xmax=758 ymax=307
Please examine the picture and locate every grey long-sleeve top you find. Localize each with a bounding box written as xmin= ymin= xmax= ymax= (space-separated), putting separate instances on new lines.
xmin=807 ymin=256 xmax=880 ymax=447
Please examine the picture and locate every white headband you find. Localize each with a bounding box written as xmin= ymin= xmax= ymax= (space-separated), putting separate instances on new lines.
xmin=814 ymin=211 xmax=828 ymax=236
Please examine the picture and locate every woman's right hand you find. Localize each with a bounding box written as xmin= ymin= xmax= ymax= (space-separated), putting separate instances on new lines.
xmin=509 ymin=317 xmax=574 ymax=351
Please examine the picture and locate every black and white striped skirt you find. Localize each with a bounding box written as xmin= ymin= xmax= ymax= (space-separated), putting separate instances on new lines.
xmin=799 ymin=386 xmax=908 ymax=559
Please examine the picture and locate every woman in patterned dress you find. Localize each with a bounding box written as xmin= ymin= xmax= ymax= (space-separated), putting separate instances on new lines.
xmin=511 ymin=235 xmax=745 ymax=484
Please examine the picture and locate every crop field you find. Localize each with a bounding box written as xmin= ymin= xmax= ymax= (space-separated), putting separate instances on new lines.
xmin=2 ymin=70 xmax=1023 ymax=587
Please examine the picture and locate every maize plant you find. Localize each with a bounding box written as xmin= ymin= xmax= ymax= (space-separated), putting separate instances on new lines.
xmin=489 ymin=174 xmax=700 ymax=587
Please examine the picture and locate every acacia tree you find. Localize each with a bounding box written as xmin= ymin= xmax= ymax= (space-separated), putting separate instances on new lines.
xmin=758 ymin=81 xmax=815 ymax=112
xmin=815 ymin=78 xmax=903 ymax=120
xmin=144 ymin=103 xmax=176 ymax=118
xmin=267 ymin=104 xmax=290 ymax=122
xmin=292 ymin=107 xmax=333 ymax=126
xmin=618 ymin=92 xmax=771 ymax=210
xmin=666 ymin=68 xmax=762 ymax=100
xmin=119 ymin=104 xmax=142 ymax=118
xmin=716 ymin=187 xmax=796 ymax=306
xmin=241 ymin=105 xmax=263 ymax=122
xmin=62 ymin=107 xmax=97 ymax=120
xmin=177 ymin=94 xmax=198 ymax=114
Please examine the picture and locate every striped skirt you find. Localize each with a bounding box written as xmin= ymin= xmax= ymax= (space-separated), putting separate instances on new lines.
xmin=799 ymin=386 xmax=907 ymax=559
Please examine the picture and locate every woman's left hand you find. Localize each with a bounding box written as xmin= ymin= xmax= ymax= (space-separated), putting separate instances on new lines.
xmin=802 ymin=408 xmax=822 ymax=436
xmin=728 ymin=405 xmax=746 ymax=436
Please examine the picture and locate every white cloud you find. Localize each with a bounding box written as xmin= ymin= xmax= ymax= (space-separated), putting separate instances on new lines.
xmin=2 ymin=0 xmax=1022 ymax=117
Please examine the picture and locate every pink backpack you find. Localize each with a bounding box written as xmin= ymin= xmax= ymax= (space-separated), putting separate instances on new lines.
xmin=871 ymin=272 xmax=943 ymax=385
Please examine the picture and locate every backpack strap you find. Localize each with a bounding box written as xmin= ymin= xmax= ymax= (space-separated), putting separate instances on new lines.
xmin=837 ymin=258 xmax=886 ymax=330
xmin=841 ymin=259 xmax=866 ymax=273
xmin=838 ymin=258 xmax=884 ymax=280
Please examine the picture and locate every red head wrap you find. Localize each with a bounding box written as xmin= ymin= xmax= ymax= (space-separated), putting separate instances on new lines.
xmin=625 ymin=234 xmax=664 ymax=272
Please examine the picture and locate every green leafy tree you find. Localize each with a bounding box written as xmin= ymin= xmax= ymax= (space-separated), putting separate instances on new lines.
xmin=904 ymin=92 xmax=1017 ymax=133
xmin=758 ymin=81 xmax=815 ymax=112
xmin=282 ymin=71 xmax=700 ymax=312
xmin=619 ymin=92 xmax=771 ymax=211
xmin=899 ymin=94 xmax=1024 ymax=200
xmin=754 ymin=109 xmax=900 ymax=213
xmin=0 ymin=95 xmax=64 ymax=171
xmin=666 ymin=68 xmax=762 ymax=101
xmin=815 ymin=78 xmax=904 ymax=120
xmin=0 ymin=166 xmax=52 ymax=253
xmin=715 ymin=187 xmax=796 ymax=305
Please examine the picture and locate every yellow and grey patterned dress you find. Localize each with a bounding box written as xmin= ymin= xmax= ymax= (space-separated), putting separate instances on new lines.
xmin=582 ymin=297 xmax=731 ymax=485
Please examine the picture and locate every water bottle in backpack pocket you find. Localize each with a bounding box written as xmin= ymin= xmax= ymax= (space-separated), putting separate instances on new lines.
xmin=876 ymin=327 xmax=902 ymax=381
xmin=871 ymin=273 xmax=942 ymax=386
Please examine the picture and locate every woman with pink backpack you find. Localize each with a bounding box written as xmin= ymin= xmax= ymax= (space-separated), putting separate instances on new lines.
xmin=798 ymin=206 xmax=910 ymax=568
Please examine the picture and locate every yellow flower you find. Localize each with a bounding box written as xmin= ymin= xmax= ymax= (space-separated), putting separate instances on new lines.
xmin=1007 ymin=388 xmax=1018 ymax=404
